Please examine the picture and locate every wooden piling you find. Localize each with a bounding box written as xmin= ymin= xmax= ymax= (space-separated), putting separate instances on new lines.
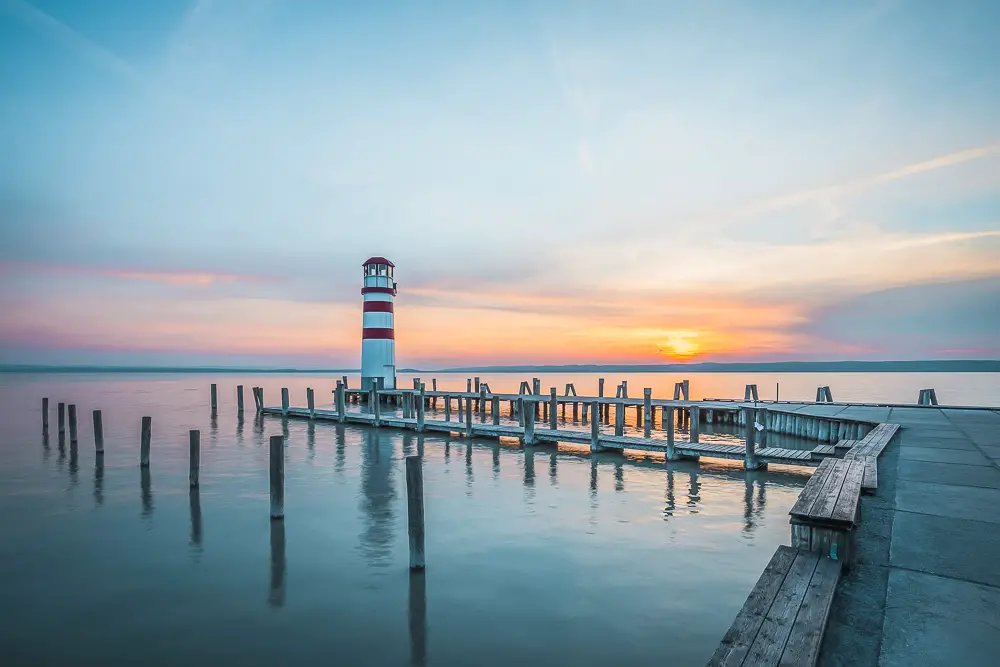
xmin=93 ymin=410 xmax=104 ymax=453
xmin=523 ymin=399 xmax=536 ymax=445
xmin=756 ymin=408 xmax=768 ymax=447
xmin=590 ymin=401 xmax=602 ymax=452
xmin=682 ymin=379 xmax=690 ymax=401
xmin=335 ymin=381 xmax=346 ymax=422
xmin=269 ymin=435 xmax=284 ymax=519
xmin=417 ymin=385 xmax=426 ymax=432
xmin=307 ymin=388 xmax=315 ymax=419
xmin=664 ymin=406 xmax=678 ymax=461
xmin=690 ymin=405 xmax=700 ymax=443
xmin=68 ymin=404 xmax=78 ymax=443
xmin=281 ymin=388 xmax=289 ymax=416
xmin=532 ymin=379 xmax=541 ymax=417
xmin=492 ymin=396 xmax=500 ymax=426
xmin=58 ymin=402 xmax=65 ymax=435
xmin=549 ymin=388 xmax=557 ymax=430
xmin=42 ymin=397 xmax=49 ymax=432
xmin=643 ymin=388 xmax=652 ymax=438
xmin=140 ymin=416 xmax=152 ymax=467
xmin=237 ymin=385 xmax=245 ymax=414
xmin=211 ymin=383 xmax=218 ymax=415
xmin=615 ymin=402 xmax=625 ymax=437
xmin=189 ymin=430 xmax=200 ymax=487
xmin=405 ymin=455 xmax=425 ymax=570
xmin=465 ymin=394 xmax=473 ymax=437
xmin=257 ymin=388 xmax=264 ymax=414
xmin=480 ymin=386 xmax=487 ymax=422
xmin=743 ymin=408 xmax=764 ymax=470
xmin=445 ymin=394 xmax=452 ymax=422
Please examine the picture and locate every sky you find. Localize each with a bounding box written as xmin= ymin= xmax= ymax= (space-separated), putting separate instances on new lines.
xmin=1 ymin=0 xmax=999 ymax=368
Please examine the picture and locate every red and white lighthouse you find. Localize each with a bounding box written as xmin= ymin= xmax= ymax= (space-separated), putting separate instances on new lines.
xmin=361 ymin=256 xmax=397 ymax=390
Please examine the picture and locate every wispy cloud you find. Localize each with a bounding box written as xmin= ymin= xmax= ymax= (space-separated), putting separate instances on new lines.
xmin=0 ymin=261 xmax=280 ymax=287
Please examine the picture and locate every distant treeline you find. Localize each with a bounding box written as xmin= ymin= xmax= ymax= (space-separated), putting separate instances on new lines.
xmin=2 ymin=360 xmax=998 ymax=374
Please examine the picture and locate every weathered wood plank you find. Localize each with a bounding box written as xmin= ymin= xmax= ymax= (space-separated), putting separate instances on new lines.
xmin=861 ymin=456 xmax=878 ymax=494
xmin=830 ymin=460 xmax=865 ymax=525
xmin=789 ymin=459 xmax=834 ymax=517
xmin=805 ymin=459 xmax=849 ymax=521
xmin=744 ymin=551 xmax=819 ymax=666
xmin=707 ymin=546 xmax=797 ymax=667
xmin=778 ymin=556 xmax=842 ymax=667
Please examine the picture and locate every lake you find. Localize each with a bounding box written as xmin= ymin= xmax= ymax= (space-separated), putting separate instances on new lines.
xmin=0 ymin=371 xmax=996 ymax=666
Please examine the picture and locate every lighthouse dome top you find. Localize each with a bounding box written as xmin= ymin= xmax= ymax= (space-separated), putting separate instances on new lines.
xmin=362 ymin=256 xmax=395 ymax=268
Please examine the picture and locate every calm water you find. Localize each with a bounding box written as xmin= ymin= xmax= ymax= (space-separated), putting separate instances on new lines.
xmin=0 ymin=371 xmax=994 ymax=666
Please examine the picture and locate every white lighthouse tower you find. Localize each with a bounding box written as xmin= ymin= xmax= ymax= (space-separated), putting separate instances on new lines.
xmin=360 ymin=256 xmax=397 ymax=390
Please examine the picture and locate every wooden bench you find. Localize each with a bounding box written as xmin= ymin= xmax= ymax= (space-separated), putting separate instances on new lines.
xmin=788 ymin=458 xmax=864 ymax=566
xmin=708 ymin=546 xmax=842 ymax=666
xmin=844 ymin=423 xmax=899 ymax=493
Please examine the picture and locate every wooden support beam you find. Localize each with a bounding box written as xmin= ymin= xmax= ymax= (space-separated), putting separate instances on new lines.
xmin=237 ymin=385 xmax=244 ymax=414
xmin=405 ymin=456 xmax=425 ymax=570
xmin=643 ymin=388 xmax=652 ymax=438
xmin=417 ymin=385 xmax=426 ymax=432
xmin=492 ymin=395 xmax=500 ymax=426
xmin=445 ymin=395 xmax=452 ymax=422
xmin=42 ymin=397 xmax=49 ymax=432
xmin=281 ymin=388 xmax=289 ymax=416
xmin=479 ymin=386 xmax=487 ymax=422
xmin=465 ymin=393 xmax=473 ymax=437
xmin=269 ymin=435 xmax=284 ymax=519
xmin=590 ymin=401 xmax=602 ymax=452
xmin=690 ymin=405 xmax=700 ymax=443
xmin=307 ymin=388 xmax=315 ymax=419
xmin=615 ymin=402 xmax=625 ymax=437
xmin=189 ymin=429 xmax=200 ymax=488
xmin=211 ymin=383 xmax=218 ymax=415
xmin=93 ymin=409 xmax=104 ymax=453
xmin=664 ymin=406 xmax=678 ymax=461
xmin=140 ymin=416 xmax=152 ymax=467
xmin=744 ymin=408 xmax=765 ymax=470
xmin=68 ymin=404 xmax=78 ymax=443
xmin=549 ymin=388 xmax=557 ymax=430
xmin=522 ymin=398 xmax=535 ymax=445
xmin=756 ymin=408 xmax=768 ymax=447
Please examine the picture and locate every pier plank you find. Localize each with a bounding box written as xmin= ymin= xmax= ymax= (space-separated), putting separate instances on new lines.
xmin=790 ymin=459 xmax=835 ymax=517
xmin=861 ymin=456 xmax=878 ymax=494
xmin=830 ymin=460 xmax=865 ymax=524
xmin=778 ymin=556 xmax=842 ymax=667
xmin=744 ymin=551 xmax=818 ymax=666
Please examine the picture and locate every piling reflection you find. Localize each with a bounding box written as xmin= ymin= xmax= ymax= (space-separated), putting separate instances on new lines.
xmin=687 ymin=471 xmax=701 ymax=512
xmin=335 ymin=425 xmax=346 ymax=475
xmin=358 ymin=430 xmax=395 ymax=567
xmin=140 ymin=467 xmax=154 ymax=518
xmin=408 ymin=571 xmax=428 ymax=666
xmin=465 ymin=444 xmax=473 ymax=491
xmin=743 ymin=477 xmax=754 ymax=535
xmin=269 ymin=520 xmax=286 ymax=609
xmin=523 ymin=448 xmax=535 ymax=490
xmin=307 ymin=422 xmax=315 ymax=460
xmin=548 ymin=454 xmax=558 ymax=486
xmin=589 ymin=459 xmax=598 ymax=496
xmin=491 ymin=444 xmax=500 ymax=479
xmin=93 ymin=456 xmax=104 ymax=506
xmin=42 ymin=432 xmax=50 ymax=461
xmin=614 ymin=462 xmax=624 ymax=492
xmin=69 ymin=441 xmax=79 ymax=487
xmin=210 ymin=414 xmax=218 ymax=448
xmin=664 ymin=468 xmax=676 ymax=518
xmin=189 ymin=488 xmax=203 ymax=555
xmin=402 ymin=433 xmax=414 ymax=457
xmin=236 ymin=414 xmax=245 ymax=447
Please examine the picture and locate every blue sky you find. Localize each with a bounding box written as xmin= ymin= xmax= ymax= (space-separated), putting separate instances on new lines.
xmin=1 ymin=0 xmax=999 ymax=367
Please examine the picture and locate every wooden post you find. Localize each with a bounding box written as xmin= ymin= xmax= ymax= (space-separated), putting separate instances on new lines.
xmin=590 ymin=401 xmax=602 ymax=452
xmin=756 ymin=408 xmax=768 ymax=447
xmin=140 ymin=416 xmax=151 ymax=467
xmin=58 ymin=401 xmax=66 ymax=435
xmin=209 ymin=383 xmax=218 ymax=415
xmin=335 ymin=381 xmax=346 ymax=422
xmin=598 ymin=378 xmax=606 ymax=421
xmin=189 ymin=430 xmax=200 ymax=488
xmin=690 ymin=405 xmax=700 ymax=443
xmin=492 ymin=395 xmax=500 ymax=426
xmin=342 ymin=375 xmax=348 ymax=390
xmin=479 ymin=386 xmax=487 ymax=422
xmin=269 ymin=435 xmax=284 ymax=519
xmin=465 ymin=393 xmax=473 ymax=437
xmin=621 ymin=380 xmax=628 ymax=399
xmin=93 ymin=410 xmax=104 ymax=453
xmin=744 ymin=408 xmax=764 ymax=470
xmin=445 ymin=394 xmax=452 ymax=422
xmin=532 ymin=378 xmax=541 ymax=417
xmin=405 ymin=455 xmax=425 ymax=570
xmin=683 ymin=380 xmax=690 ymax=401
xmin=643 ymin=388 xmax=652 ymax=438
xmin=257 ymin=388 xmax=264 ymax=413
xmin=42 ymin=397 xmax=49 ymax=432
xmin=417 ymin=384 xmax=426 ymax=432
xmin=549 ymin=388 xmax=557 ymax=430
xmin=68 ymin=404 xmax=78 ymax=443
xmin=237 ymin=385 xmax=245 ymax=414
xmin=403 ymin=392 xmax=411 ymax=419
xmin=664 ymin=406 xmax=678 ymax=461
xmin=371 ymin=381 xmax=381 ymax=426
xmin=615 ymin=402 xmax=625 ymax=437
xmin=307 ymin=388 xmax=315 ymax=419
xmin=281 ymin=388 xmax=289 ymax=416
xmin=523 ymin=399 xmax=535 ymax=445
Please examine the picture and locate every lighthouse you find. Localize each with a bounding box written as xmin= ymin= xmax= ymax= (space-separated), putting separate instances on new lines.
xmin=361 ymin=256 xmax=397 ymax=390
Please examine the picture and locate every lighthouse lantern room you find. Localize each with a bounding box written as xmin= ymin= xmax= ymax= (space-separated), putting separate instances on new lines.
xmin=360 ymin=256 xmax=397 ymax=390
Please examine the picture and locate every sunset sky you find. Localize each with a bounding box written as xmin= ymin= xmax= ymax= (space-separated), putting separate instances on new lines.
xmin=2 ymin=0 xmax=999 ymax=368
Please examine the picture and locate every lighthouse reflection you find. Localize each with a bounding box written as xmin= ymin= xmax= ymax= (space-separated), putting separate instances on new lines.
xmin=358 ymin=430 xmax=395 ymax=567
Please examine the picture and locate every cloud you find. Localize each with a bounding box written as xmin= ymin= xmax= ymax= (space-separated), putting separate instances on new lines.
xmin=0 ymin=260 xmax=280 ymax=287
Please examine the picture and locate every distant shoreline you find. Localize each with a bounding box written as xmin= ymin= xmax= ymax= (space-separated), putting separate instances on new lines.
xmin=1 ymin=360 xmax=998 ymax=374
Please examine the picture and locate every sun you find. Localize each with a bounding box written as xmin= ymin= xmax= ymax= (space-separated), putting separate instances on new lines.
xmin=658 ymin=331 xmax=702 ymax=360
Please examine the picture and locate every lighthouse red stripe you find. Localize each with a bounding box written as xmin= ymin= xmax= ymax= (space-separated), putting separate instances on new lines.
xmin=362 ymin=286 xmax=395 ymax=295
xmin=363 ymin=301 xmax=393 ymax=313
xmin=362 ymin=327 xmax=394 ymax=339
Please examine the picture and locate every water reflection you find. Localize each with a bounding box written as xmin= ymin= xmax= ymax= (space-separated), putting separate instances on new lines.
xmin=465 ymin=444 xmax=473 ymax=491
xmin=69 ymin=441 xmax=79 ymax=487
xmin=42 ymin=432 xmax=50 ymax=461
xmin=269 ymin=521 xmax=286 ymax=609
xmin=589 ymin=459 xmax=598 ymax=496
xmin=335 ymin=425 xmax=346 ymax=475
xmin=491 ymin=444 xmax=500 ymax=480
xmin=523 ymin=448 xmax=535 ymax=491
xmin=93 ymin=456 xmax=104 ymax=506
xmin=687 ymin=471 xmax=701 ymax=512
xmin=664 ymin=468 xmax=676 ymax=518
xmin=548 ymin=454 xmax=558 ymax=486
xmin=358 ymin=430 xmax=395 ymax=567
xmin=210 ymin=413 xmax=218 ymax=448
xmin=307 ymin=422 xmax=316 ymax=460
xmin=236 ymin=414 xmax=245 ymax=447
xmin=408 ymin=571 xmax=428 ymax=666
xmin=402 ymin=433 xmax=414 ymax=457
xmin=614 ymin=462 xmax=624 ymax=492
xmin=140 ymin=467 xmax=154 ymax=518
xmin=189 ymin=488 xmax=203 ymax=556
